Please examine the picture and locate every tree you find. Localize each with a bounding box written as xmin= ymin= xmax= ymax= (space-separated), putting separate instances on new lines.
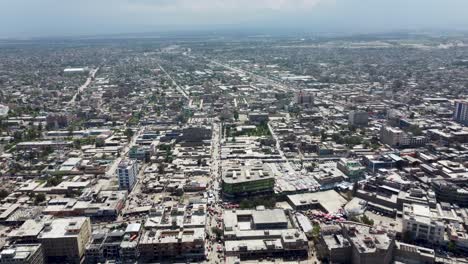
xmin=310 ymin=224 xmax=321 ymax=239
xmin=233 ymin=110 xmax=239 ymax=121
xmin=124 ymin=128 xmax=134 ymax=139
xmin=46 ymin=176 xmax=62 ymax=187
xmin=158 ymin=163 xmax=165 ymax=174
xmin=0 ymin=189 xmax=9 ymax=199
xmin=211 ymin=227 xmax=223 ymax=239
xmin=34 ymin=193 xmax=46 ymax=205
xmin=352 ymin=182 xmax=359 ymax=196
xmin=448 ymin=241 xmax=457 ymax=253
xmin=361 ymin=215 xmax=374 ymax=226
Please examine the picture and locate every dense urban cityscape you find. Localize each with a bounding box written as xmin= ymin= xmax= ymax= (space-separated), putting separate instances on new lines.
xmin=0 ymin=32 xmax=468 ymax=264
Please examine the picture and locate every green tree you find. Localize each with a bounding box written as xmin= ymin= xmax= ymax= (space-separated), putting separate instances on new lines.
xmin=124 ymin=128 xmax=134 ymax=140
xmin=448 ymin=241 xmax=457 ymax=253
xmin=361 ymin=215 xmax=374 ymax=226
xmin=158 ymin=163 xmax=165 ymax=174
xmin=233 ymin=110 xmax=239 ymax=121
xmin=211 ymin=227 xmax=223 ymax=239
xmin=0 ymin=189 xmax=9 ymax=199
xmin=34 ymin=193 xmax=46 ymax=205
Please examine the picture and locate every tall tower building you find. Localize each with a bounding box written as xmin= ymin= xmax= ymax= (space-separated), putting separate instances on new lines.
xmin=454 ymin=100 xmax=468 ymax=125
xmin=118 ymin=159 xmax=138 ymax=191
xmin=295 ymin=90 xmax=314 ymax=106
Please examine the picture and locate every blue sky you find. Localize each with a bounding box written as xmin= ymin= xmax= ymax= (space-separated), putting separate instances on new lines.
xmin=1 ymin=0 xmax=468 ymax=37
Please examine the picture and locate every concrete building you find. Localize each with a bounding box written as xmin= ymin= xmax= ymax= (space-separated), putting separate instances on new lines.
xmin=402 ymin=204 xmax=445 ymax=244
xmin=394 ymin=241 xmax=435 ymax=264
xmin=85 ymin=225 xmax=140 ymax=264
xmin=0 ymin=244 xmax=44 ymax=264
xmin=248 ymin=112 xmax=269 ymax=124
xmin=313 ymin=162 xmax=347 ymax=186
xmin=222 ymin=160 xmax=275 ymax=198
xmin=0 ymin=104 xmax=9 ymax=118
xmin=454 ymin=100 xmax=468 ymax=125
xmin=317 ymin=223 xmax=395 ymax=264
xmin=138 ymin=228 xmax=205 ymax=262
xmin=295 ymin=90 xmax=314 ymax=106
xmin=380 ymin=126 xmax=406 ymax=147
xmin=337 ymin=158 xmax=366 ymax=181
xmin=287 ymin=190 xmax=347 ymax=213
xmin=43 ymin=190 xmax=127 ymax=220
xmin=223 ymin=208 xmax=308 ymax=260
xmin=380 ymin=126 xmax=429 ymax=148
xmin=118 ymin=159 xmax=138 ymax=191
xmin=37 ymin=217 xmax=92 ymax=264
xmin=432 ymin=180 xmax=468 ymax=207
xmin=348 ymin=111 xmax=369 ymax=127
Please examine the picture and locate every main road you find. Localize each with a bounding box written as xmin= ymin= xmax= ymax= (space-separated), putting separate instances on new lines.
xmin=68 ymin=67 xmax=99 ymax=105
xmin=156 ymin=62 xmax=190 ymax=100
xmin=205 ymin=58 xmax=290 ymax=93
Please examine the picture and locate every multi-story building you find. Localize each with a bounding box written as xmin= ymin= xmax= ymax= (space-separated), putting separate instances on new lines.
xmin=402 ymin=204 xmax=445 ymax=244
xmin=118 ymin=159 xmax=138 ymax=191
xmin=348 ymin=111 xmax=369 ymax=127
xmin=222 ymin=160 xmax=275 ymax=198
xmin=295 ymin=90 xmax=314 ymax=106
xmin=432 ymin=180 xmax=468 ymax=207
xmin=0 ymin=244 xmax=44 ymax=264
xmin=138 ymin=228 xmax=205 ymax=262
xmin=337 ymin=158 xmax=366 ymax=181
xmin=37 ymin=217 xmax=92 ymax=264
xmin=317 ymin=223 xmax=395 ymax=264
xmin=380 ymin=126 xmax=406 ymax=147
xmin=454 ymin=100 xmax=468 ymax=125
xmin=248 ymin=112 xmax=269 ymax=124
xmin=223 ymin=208 xmax=309 ymax=260
xmin=129 ymin=146 xmax=152 ymax=162
xmin=393 ymin=241 xmax=435 ymax=264
xmin=380 ymin=126 xmax=428 ymax=147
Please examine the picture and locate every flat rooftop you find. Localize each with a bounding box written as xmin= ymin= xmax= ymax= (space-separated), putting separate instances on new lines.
xmin=287 ymin=190 xmax=347 ymax=213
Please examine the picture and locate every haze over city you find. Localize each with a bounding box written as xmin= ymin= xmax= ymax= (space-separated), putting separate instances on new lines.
xmin=1 ymin=1 xmax=468 ymax=264
xmin=1 ymin=0 xmax=468 ymax=37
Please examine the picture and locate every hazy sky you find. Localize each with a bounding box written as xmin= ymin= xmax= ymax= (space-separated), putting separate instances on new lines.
xmin=1 ymin=0 xmax=468 ymax=37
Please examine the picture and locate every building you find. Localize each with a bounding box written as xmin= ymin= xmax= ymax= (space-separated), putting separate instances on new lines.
xmin=0 ymin=244 xmax=44 ymax=264
xmin=248 ymin=112 xmax=269 ymax=124
xmin=287 ymin=190 xmax=347 ymax=213
xmin=222 ymin=161 xmax=275 ymax=198
xmin=118 ymin=159 xmax=139 ymax=191
xmin=180 ymin=126 xmax=212 ymax=142
xmin=454 ymin=100 xmax=468 ymax=125
xmin=349 ymin=111 xmax=369 ymax=127
xmin=43 ymin=190 xmax=127 ymax=220
xmin=337 ymin=158 xmax=366 ymax=181
xmin=402 ymin=204 xmax=445 ymax=244
xmin=394 ymin=241 xmax=435 ymax=264
xmin=432 ymin=180 xmax=468 ymax=207
xmin=138 ymin=228 xmax=205 ymax=262
xmin=63 ymin=67 xmax=89 ymax=75
xmin=380 ymin=126 xmax=406 ymax=147
xmin=313 ymin=162 xmax=347 ymax=187
xmin=380 ymin=126 xmax=429 ymax=148
xmin=295 ymin=90 xmax=314 ymax=106
xmin=37 ymin=217 xmax=92 ymax=264
xmin=0 ymin=104 xmax=9 ymax=117
xmin=85 ymin=225 xmax=140 ymax=264
xmin=129 ymin=146 xmax=152 ymax=162
xmin=223 ymin=208 xmax=309 ymax=260
xmin=317 ymin=223 xmax=395 ymax=264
